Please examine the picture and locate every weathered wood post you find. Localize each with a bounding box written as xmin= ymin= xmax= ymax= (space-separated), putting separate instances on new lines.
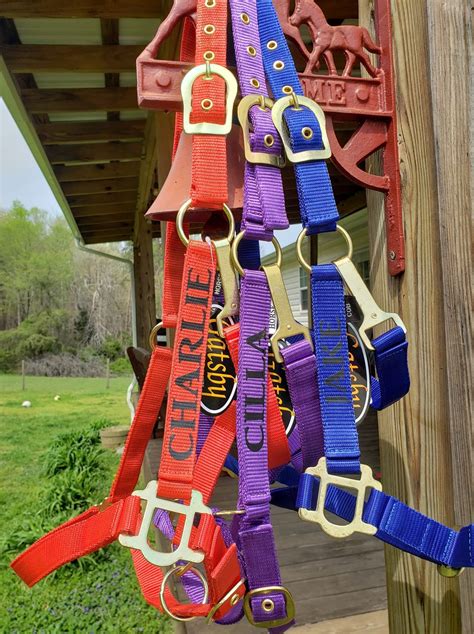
xmin=359 ymin=1 xmax=473 ymax=632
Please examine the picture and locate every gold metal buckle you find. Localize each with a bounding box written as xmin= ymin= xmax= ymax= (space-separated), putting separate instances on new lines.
xmin=237 ymin=95 xmax=285 ymax=167
xmin=118 ymin=481 xmax=211 ymax=566
xmin=299 ymin=458 xmax=382 ymax=538
xmin=437 ymin=565 xmax=465 ymax=578
xmin=206 ymin=579 xmax=246 ymax=623
xmin=297 ymin=225 xmax=406 ymax=351
xmin=181 ymin=63 xmax=238 ymax=135
xmin=243 ymin=586 xmax=295 ymax=628
xmin=272 ymin=94 xmax=331 ymax=163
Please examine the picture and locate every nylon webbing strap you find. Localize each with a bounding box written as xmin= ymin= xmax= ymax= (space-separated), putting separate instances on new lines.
xmin=257 ymin=0 xmax=338 ymax=234
xmin=311 ymin=264 xmax=360 ymax=474
xmin=158 ymin=240 xmax=216 ymax=500
xmin=191 ymin=0 xmax=228 ymax=207
xmin=371 ymin=326 xmax=410 ymax=409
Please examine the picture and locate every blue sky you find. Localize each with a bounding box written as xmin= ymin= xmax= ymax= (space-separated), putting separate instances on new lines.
xmin=0 ymin=98 xmax=62 ymax=216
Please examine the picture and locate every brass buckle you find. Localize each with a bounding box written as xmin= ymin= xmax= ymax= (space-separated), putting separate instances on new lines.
xmin=206 ymin=579 xmax=246 ymax=623
xmin=437 ymin=565 xmax=465 ymax=578
xmin=181 ymin=63 xmax=238 ymax=135
xmin=160 ymin=564 xmax=209 ymax=622
xmin=298 ymin=458 xmax=382 ymax=538
xmin=118 ymin=480 xmax=211 ymax=566
xmin=272 ymin=94 xmax=331 ymax=163
xmin=237 ymin=95 xmax=285 ymax=167
xmin=243 ymin=586 xmax=295 ymax=628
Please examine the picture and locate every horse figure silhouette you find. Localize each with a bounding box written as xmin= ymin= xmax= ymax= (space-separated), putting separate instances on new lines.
xmin=290 ymin=0 xmax=382 ymax=77
xmin=142 ymin=0 xmax=310 ymax=61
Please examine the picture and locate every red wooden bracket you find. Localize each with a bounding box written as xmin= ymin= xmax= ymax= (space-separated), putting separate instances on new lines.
xmin=138 ymin=0 xmax=404 ymax=275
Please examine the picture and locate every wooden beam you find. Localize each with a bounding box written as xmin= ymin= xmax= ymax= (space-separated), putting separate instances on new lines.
xmin=0 ymin=44 xmax=142 ymax=73
xmin=100 ymin=18 xmax=120 ymax=121
xmin=78 ymin=221 xmax=134 ymax=233
xmin=72 ymin=203 xmax=135 ymax=217
xmin=55 ymin=161 xmax=140 ymax=182
xmin=61 ymin=177 xmax=138 ymax=196
xmin=76 ymin=214 xmax=134 ymax=227
xmin=133 ymin=209 xmax=156 ymax=349
xmin=360 ymin=1 xmax=471 ymax=632
xmin=84 ymin=232 xmax=133 ymax=244
xmin=21 ymin=87 xmax=138 ymax=113
xmin=68 ymin=191 xmax=137 ymax=208
xmin=36 ymin=120 xmax=145 ymax=145
xmin=0 ymin=0 xmax=357 ymax=20
xmin=46 ymin=142 xmax=143 ymax=164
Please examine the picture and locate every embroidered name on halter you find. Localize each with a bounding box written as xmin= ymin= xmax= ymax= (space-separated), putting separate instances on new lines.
xmin=318 ymin=317 xmax=351 ymax=404
xmin=169 ymin=266 xmax=212 ymax=461
xmin=243 ymin=329 xmax=267 ymax=453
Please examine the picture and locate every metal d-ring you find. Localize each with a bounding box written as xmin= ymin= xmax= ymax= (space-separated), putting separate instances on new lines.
xmin=176 ymin=198 xmax=235 ymax=248
xmin=148 ymin=321 xmax=164 ymax=351
xmin=160 ymin=564 xmax=209 ymax=622
xmin=296 ymin=224 xmax=353 ymax=273
xmin=231 ymin=231 xmax=282 ymax=277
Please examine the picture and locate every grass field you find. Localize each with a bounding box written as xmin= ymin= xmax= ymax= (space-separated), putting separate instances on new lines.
xmin=0 ymin=374 xmax=172 ymax=633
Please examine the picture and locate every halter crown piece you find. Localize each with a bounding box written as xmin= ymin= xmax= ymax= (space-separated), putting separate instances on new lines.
xmin=11 ymin=0 xmax=473 ymax=629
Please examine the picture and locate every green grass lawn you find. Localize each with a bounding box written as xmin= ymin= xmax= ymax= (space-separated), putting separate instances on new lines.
xmin=0 ymin=374 xmax=172 ymax=633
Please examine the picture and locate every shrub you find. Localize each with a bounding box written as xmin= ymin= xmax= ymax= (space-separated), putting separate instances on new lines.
xmin=25 ymin=353 xmax=105 ymax=377
xmin=97 ymin=336 xmax=124 ymax=361
xmin=110 ymin=356 xmax=132 ymax=375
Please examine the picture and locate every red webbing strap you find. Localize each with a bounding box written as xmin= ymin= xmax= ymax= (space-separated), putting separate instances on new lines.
xmin=158 ymin=240 xmax=217 ymax=500
xmin=191 ymin=0 xmax=228 ymax=207
xmin=162 ymin=19 xmax=195 ymax=329
xmin=225 ymin=324 xmax=290 ymax=468
xmin=11 ymin=497 xmax=141 ymax=587
xmin=109 ymin=346 xmax=172 ymax=501
xmin=132 ymin=403 xmax=243 ymax=620
xmin=11 ymin=346 xmax=172 ymax=587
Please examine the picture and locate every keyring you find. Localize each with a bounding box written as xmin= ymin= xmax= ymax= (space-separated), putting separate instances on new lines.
xmin=231 ymin=231 xmax=282 ymax=277
xmin=160 ymin=564 xmax=209 ymax=622
xmin=296 ymin=224 xmax=353 ymax=272
xmin=148 ymin=321 xmax=164 ymax=351
xmin=176 ymin=199 xmax=235 ymax=248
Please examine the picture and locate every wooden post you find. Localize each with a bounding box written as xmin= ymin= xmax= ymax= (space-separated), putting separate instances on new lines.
xmin=105 ymin=358 xmax=110 ymax=389
xmin=133 ymin=208 xmax=156 ymax=350
xmin=21 ymin=359 xmax=26 ymax=391
xmin=359 ymin=1 xmax=473 ymax=632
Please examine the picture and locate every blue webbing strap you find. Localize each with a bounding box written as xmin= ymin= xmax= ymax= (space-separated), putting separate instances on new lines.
xmin=293 ymin=473 xmax=474 ymax=569
xmin=371 ymin=326 xmax=410 ymax=409
xmin=257 ymin=0 xmax=338 ymax=234
xmin=311 ymin=264 xmax=360 ymax=474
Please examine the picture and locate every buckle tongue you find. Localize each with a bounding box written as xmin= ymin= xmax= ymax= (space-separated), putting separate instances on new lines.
xmin=118 ymin=481 xmax=211 ymax=566
xmin=237 ymin=95 xmax=285 ymax=167
xmin=272 ymin=94 xmax=331 ymax=163
xmin=243 ymin=586 xmax=295 ymax=628
xmin=299 ymin=458 xmax=382 ymax=538
xmin=181 ymin=63 xmax=238 ymax=135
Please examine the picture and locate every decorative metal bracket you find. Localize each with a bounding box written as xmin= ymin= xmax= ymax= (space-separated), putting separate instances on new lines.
xmin=138 ymin=0 xmax=404 ymax=275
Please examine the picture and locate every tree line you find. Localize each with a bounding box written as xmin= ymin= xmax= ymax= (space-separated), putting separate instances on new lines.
xmin=0 ymin=202 xmax=140 ymax=375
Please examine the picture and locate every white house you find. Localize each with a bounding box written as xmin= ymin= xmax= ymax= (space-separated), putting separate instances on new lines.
xmin=261 ymin=208 xmax=369 ymax=325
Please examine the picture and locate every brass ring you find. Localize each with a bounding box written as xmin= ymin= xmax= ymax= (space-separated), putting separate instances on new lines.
xmin=231 ymin=231 xmax=282 ymax=277
xmin=296 ymin=224 xmax=353 ymax=273
xmin=160 ymin=564 xmax=209 ymax=622
xmin=148 ymin=321 xmax=164 ymax=351
xmin=176 ymin=199 xmax=235 ymax=247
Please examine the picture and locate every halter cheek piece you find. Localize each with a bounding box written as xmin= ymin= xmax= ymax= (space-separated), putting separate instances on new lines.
xmin=11 ymin=0 xmax=473 ymax=629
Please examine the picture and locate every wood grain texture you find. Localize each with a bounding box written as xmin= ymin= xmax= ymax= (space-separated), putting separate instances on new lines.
xmin=68 ymin=191 xmax=137 ymax=208
xmin=0 ymin=45 xmax=142 ymax=72
xmin=21 ymin=87 xmax=138 ymax=113
xmin=133 ymin=208 xmax=156 ymax=349
xmin=36 ymin=120 xmax=145 ymax=145
xmin=54 ymin=161 xmax=140 ymax=182
xmin=46 ymin=141 xmax=142 ymax=164
xmin=61 ymin=177 xmax=138 ymax=196
xmin=72 ymin=203 xmax=135 ymax=218
xmin=359 ymin=0 xmax=471 ymax=632
xmin=0 ymin=0 xmax=357 ymax=20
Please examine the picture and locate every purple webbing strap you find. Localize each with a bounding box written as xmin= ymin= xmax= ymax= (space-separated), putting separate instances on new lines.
xmin=234 ymin=270 xmax=292 ymax=631
xmin=229 ymin=0 xmax=288 ymax=240
xmin=281 ymin=341 xmax=324 ymax=470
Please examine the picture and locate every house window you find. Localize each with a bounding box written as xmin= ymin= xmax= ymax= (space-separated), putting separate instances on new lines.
xmin=299 ymin=267 xmax=308 ymax=311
